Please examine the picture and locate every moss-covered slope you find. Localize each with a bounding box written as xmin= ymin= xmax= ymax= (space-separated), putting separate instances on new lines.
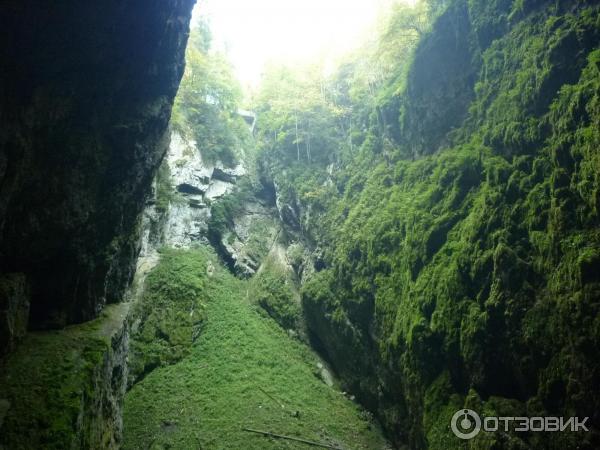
xmin=123 ymin=247 xmax=389 ymax=450
xmin=0 ymin=304 xmax=130 ymax=449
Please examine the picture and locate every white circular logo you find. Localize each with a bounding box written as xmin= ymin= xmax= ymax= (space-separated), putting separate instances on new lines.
xmin=451 ymin=409 xmax=481 ymax=440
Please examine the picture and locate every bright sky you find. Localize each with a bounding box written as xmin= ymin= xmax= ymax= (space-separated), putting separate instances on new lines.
xmin=192 ymin=0 xmax=416 ymax=89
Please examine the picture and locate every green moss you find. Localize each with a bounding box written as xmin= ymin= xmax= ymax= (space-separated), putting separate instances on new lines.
xmin=250 ymin=257 xmax=301 ymax=331
xmin=123 ymin=246 xmax=388 ymax=449
xmin=0 ymin=304 xmax=127 ymax=450
xmin=245 ymin=217 xmax=278 ymax=262
xmin=252 ymin=2 xmax=600 ymax=448
xmin=207 ymin=179 xmax=253 ymax=235
xmin=127 ymin=248 xmax=208 ymax=385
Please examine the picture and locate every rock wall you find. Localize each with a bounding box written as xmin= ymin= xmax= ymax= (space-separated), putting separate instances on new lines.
xmin=139 ymin=130 xmax=248 ymax=252
xmin=257 ymin=1 xmax=600 ymax=448
xmin=0 ymin=0 xmax=196 ymax=337
xmin=143 ymin=128 xmax=279 ymax=278
xmin=164 ymin=131 xmax=245 ymax=248
xmin=0 ymin=304 xmax=130 ymax=449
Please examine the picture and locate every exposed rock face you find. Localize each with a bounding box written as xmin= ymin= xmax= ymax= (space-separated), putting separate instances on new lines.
xmin=219 ymin=201 xmax=280 ymax=277
xmin=158 ymin=132 xmax=281 ymax=278
xmin=0 ymin=0 xmax=196 ymax=333
xmin=161 ymin=131 xmax=246 ymax=248
xmin=169 ymin=133 xmax=212 ymax=194
xmin=274 ymin=181 xmax=302 ymax=231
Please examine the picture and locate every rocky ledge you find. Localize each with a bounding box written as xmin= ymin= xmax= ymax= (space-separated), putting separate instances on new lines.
xmin=0 ymin=304 xmax=130 ymax=450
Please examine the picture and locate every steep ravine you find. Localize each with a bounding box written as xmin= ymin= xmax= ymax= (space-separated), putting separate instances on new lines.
xmin=1 ymin=0 xmax=599 ymax=449
xmin=123 ymin=248 xmax=390 ymax=450
xmin=121 ymin=122 xmax=390 ymax=448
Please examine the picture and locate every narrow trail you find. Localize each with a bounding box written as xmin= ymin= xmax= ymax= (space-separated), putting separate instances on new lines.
xmin=123 ymin=248 xmax=389 ymax=450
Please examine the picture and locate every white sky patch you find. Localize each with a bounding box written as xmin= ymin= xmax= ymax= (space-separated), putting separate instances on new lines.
xmin=192 ymin=0 xmax=417 ymax=89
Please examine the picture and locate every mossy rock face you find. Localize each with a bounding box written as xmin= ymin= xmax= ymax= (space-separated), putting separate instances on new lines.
xmin=127 ymin=249 xmax=209 ymax=386
xmin=250 ymin=249 xmax=303 ymax=333
xmin=207 ymin=179 xmax=281 ymax=277
xmin=0 ymin=304 xmax=129 ymax=450
xmin=256 ymin=1 xmax=600 ymax=448
xmin=397 ymin=0 xmax=479 ymax=156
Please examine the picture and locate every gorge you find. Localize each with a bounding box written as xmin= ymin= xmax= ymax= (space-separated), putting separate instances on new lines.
xmin=1 ymin=0 xmax=599 ymax=449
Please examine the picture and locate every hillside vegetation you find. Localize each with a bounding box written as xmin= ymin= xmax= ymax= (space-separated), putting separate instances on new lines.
xmin=251 ymin=0 xmax=600 ymax=448
xmin=123 ymin=248 xmax=389 ymax=450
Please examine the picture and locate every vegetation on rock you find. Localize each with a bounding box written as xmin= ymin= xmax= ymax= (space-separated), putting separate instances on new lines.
xmin=122 ymin=1 xmax=600 ymax=449
xmin=252 ymin=0 xmax=600 ymax=448
xmin=0 ymin=304 xmax=129 ymax=449
xmin=127 ymin=248 xmax=208 ymax=385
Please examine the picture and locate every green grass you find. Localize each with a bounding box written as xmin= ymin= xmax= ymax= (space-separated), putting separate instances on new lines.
xmin=123 ymin=247 xmax=388 ymax=450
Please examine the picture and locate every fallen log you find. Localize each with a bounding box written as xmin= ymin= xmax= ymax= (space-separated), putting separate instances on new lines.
xmin=258 ymin=386 xmax=286 ymax=409
xmin=242 ymin=427 xmax=343 ymax=449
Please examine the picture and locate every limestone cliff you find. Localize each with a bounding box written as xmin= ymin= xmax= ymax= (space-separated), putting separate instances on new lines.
xmin=0 ymin=0 xmax=196 ymax=340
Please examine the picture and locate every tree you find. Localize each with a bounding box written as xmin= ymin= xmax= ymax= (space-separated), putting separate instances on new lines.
xmin=253 ymin=63 xmax=347 ymax=167
xmin=171 ymin=19 xmax=249 ymax=167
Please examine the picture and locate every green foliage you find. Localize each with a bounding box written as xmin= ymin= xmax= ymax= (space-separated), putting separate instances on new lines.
xmin=171 ymin=19 xmax=250 ymax=167
xmin=123 ymin=246 xmax=387 ymax=450
xmin=250 ymin=259 xmax=301 ymax=330
xmin=254 ymin=64 xmax=347 ymax=168
xmin=251 ymin=1 xmax=443 ymax=246
xmin=254 ymin=1 xmax=600 ymax=449
xmin=207 ymin=178 xmax=254 ymax=235
xmin=128 ymin=248 xmax=209 ymax=384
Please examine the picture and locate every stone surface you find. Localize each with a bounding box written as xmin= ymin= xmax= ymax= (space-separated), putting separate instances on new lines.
xmin=0 ymin=0 xmax=196 ymax=333
xmin=217 ymin=201 xmax=280 ymax=278
xmin=0 ymin=274 xmax=30 ymax=356
xmin=169 ymin=133 xmax=212 ymax=194
xmin=212 ymin=166 xmax=244 ymax=184
xmin=159 ymin=131 xmax=249 ymax=248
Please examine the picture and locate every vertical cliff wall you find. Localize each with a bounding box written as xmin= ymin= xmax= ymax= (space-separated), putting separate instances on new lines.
xmin=298 ymin=1 xmax=600 ymax=447
xmin=253 ymin=0 xmax=600 ymax=448
xmin=0 ymin=0 xmax=196 ymax=341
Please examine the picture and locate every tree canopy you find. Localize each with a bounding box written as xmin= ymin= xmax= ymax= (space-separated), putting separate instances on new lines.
xmin=171 ymin=19 xmax=250 ymax=167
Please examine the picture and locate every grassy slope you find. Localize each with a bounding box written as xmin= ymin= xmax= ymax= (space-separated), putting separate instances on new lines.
xmin=123 ymin=248 xmax=388 ymax=450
